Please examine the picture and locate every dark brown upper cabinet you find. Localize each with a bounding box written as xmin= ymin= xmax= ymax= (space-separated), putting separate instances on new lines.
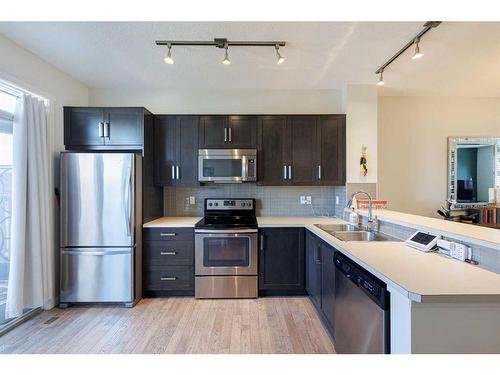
xmin=285 ymin=116 xmax=318 ymax=185
xmin=257 ymin=116 xmax=288 ymax=185
xmin=64 ymin=107 xmax=106 ymax=147
xmin=316 ymin=115 xmax=346 ymax=185
xmin=104 ymin=108 xmax=144 ymax=147
xmin=199 ymin=115 xmax=257 ymax=149
xmin=227 ymin=115 xmax=257 ymax=148
xmin=258 ymin=115 xmax=345 ymax=186
xmin=198 ymin=115 xmax=226 ymax=148
xmin=155 ymin=115 xmax=199 ymax=187
xmin=64 ymin=106 xmax=149 ymax=151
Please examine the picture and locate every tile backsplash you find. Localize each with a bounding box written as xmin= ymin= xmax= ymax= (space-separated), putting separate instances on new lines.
xmin=164 ymin=185 xmax=347 ymax=217
xmin=164 ymin=183 xmax=375 ymax=218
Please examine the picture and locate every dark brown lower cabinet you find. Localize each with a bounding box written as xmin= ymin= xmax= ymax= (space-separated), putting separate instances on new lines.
xmin=306 ymin=231 xmax=322 ymax=310
xmin=142 ymin=228 xmax=194 ymax=296
xmin=258 ymin=227 xmax=305 ymax=294
xmin=320 ymin=242 xmax=336 ymax=335
xmin=305 ymin=230 xmax=337 ymax=338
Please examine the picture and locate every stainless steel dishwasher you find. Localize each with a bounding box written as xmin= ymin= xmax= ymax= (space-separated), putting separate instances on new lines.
xmin=334 ymin=252 xmax=390 ymax=354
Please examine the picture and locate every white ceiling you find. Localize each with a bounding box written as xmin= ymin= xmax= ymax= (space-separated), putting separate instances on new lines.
xmin=0 ymin=21 xmax=498 ymax=96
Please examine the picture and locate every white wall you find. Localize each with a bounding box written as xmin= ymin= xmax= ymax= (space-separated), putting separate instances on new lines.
xmin=89 ymin=88 xmax=343 ymax=114
xmin=378 ymin=96 xmax=500 ymax=217
xmin=344 ymin=85 xmax=378 ymax=183
xmin=0 ymin=34 xmax=89 ymax=156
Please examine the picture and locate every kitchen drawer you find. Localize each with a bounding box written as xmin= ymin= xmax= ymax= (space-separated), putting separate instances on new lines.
xmin=143 ymin=241 xmax=193 ymax=266
xmin=143 ymin=228 xmax=193 ymax=242
xmin=144 ymin=265 xmax=194 ymax=291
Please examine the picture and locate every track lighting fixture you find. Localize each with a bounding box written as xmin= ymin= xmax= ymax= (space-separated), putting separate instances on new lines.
xmin=374 ymin=21 xmax=441 ymax=86
xmin=163 ymin=43 xmax=174 ymax=64
xmin=156 ymin=38 xmax=286 ymax=66
xmin=222 ymin=43 xmax=231 ymax=65
xmin=377 ymin=71 xmax=385 ymax=86
xmin=275 ymin=44 xmax=285 ymax=64
xmin=412 ymin=39 xmax=424 ymax=59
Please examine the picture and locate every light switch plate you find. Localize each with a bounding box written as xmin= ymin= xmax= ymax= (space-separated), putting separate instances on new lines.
xmin=335 ymin=196 xmax=340 ymax=205
xmin=189 ymin=196 xmax=196 ymax=205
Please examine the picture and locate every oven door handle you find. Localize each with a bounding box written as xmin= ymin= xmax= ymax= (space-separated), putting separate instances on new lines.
xmin=194 ymin=229 xmax=258 ymax=234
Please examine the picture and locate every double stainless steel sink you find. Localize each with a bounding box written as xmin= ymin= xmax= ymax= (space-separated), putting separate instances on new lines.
xmin=314 ymin=223 xmax=400 ymax=242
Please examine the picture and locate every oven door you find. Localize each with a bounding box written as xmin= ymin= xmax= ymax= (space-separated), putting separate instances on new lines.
xmin=198 ymin=155 xmax=246 ymax=183
xmin=195 ymin=229 xmax=258 ymax=276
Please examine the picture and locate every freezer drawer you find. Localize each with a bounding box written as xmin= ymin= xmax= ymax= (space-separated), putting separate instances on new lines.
xmin=60 ymin=248 xmax=133 ymax=303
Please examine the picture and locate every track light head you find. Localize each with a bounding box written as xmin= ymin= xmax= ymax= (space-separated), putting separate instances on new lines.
xmin=376 ymin=71 xmax=385 ymax=86
xmin=222 ymin=43 xmax=231 ymax=65
xmin=275 ymin=44 xmax=285 ymax=64
xmin=412 ymin=39 xmax=424 ymax=60
xmin=164 ymin=44 xmax=174 ymax=64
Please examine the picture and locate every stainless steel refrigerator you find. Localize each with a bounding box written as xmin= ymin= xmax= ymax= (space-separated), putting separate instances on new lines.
xmin=59 ymin=152 xmax=142 ymax=307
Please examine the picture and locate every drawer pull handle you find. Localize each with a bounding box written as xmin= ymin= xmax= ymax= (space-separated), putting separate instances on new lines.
xmin=160 ymin=251 xmax=177 ymax=256
xmin=160 ymin=277 xmax=177 ymax=281
xmin=159 ymin=233 xmax=176 ymax=237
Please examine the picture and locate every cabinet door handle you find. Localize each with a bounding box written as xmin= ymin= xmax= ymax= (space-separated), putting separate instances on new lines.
xmin=160 ymin=233 xmax=176 ymax=237
xmin=315 ymin=244 xmax=321 ymax=264
xmin=224 ymin=127 xmax=228 ymax=142
xmin=160 ymin=277 xmax=177 ymax=281
xmin=176 ymin=165 xmax=179 ymax=180
xmin=260 ymin=233 xmax=265 ymax=252
xmin=160 ymin=251 xmax=177 ymax=256
xmin=228 ymin=127 xmax=232 ymax=142
xmin=288 ymin=165 xmax=292 ymax=180
xmin=98 ymin=122 xmax=104 ymax=137
xmin=171 ymin=165 xmax=175 ymax=180
xmin=283 ymin=165 xmax=287 ymax=180
xmin=318 ymin=165 xmax=322 ymax=180
xmin=104 ymin=122 xmax=110 ymax=138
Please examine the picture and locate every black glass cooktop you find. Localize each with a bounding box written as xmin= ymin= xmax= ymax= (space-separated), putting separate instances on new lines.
xmin=195 ymin=215 xmax=258 ymax=229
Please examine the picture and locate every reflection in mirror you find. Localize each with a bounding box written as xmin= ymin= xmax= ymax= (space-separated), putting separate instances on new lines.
xmin=447 ymin=137 xmax=500 ymax=227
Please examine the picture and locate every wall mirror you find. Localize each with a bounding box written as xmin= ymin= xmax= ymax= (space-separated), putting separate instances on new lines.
xmin=448 ymin=136 xmax=500 ymax=209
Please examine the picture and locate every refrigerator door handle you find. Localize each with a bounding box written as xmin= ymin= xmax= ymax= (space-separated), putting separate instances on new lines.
xmin=61 ymin=249 xmax=132 ymax=256
xmin=126 ymin=164 xmax=133 ymax=237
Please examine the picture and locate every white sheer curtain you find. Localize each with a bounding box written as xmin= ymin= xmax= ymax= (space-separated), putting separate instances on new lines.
xmin=5 ymin=94 xmax=54 ymax=319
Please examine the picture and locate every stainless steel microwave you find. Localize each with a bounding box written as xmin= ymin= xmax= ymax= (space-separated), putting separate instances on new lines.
xmin=198 ymin=149 xmax=257 ymax=183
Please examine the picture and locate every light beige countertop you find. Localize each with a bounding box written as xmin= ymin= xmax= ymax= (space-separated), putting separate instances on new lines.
xmin=143 ymin=215 xmax=500 ymax=303
xmin=357 ymin=209 xmax=500 ymax=250
xmin=143 ymin=216 xmax=201 ymax=227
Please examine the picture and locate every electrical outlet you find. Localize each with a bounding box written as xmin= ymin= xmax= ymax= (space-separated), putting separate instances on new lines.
xmin=300 ymin=196 xmax=312 ymax=205
xmin=189 ymin=196 xmax=196 ymax=205
xmin=335 ymin=196 xmax=340 ymax=205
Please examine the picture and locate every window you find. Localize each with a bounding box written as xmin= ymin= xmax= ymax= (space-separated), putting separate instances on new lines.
xmin=0 ymin=89 xmax=15 ymax=328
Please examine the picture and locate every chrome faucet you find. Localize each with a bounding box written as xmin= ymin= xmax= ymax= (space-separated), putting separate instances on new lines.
xmin=346 ymin=190 xmax=378 ymax=231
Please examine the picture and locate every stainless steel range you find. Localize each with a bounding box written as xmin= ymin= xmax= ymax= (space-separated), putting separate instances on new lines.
xmin=194 ymin=198 xmax=258 ymax=299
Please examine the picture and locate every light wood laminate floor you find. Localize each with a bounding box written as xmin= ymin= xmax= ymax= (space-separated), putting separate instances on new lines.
xmin=0 ymin=297 xmax=336 ymax=354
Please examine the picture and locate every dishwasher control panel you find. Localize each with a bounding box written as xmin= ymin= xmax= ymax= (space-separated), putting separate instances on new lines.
xmin=334 ymin=252 xmax=388 ymax=309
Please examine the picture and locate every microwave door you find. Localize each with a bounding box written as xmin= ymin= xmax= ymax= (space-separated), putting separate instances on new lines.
xmin=61 ymin=153 xmax=134 ymax=248
xmin=199 ymin=156 xmax=244 ymax=182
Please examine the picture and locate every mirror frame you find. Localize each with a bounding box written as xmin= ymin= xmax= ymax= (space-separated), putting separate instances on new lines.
xmin=448 ymin=136 xmax=500 ymax=209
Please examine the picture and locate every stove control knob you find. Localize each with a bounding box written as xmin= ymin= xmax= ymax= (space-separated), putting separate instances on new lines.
xmin=214 ymin=203 xmax=218 ymax=207
xmin=208 ymin=203 xmax=213 ymax=207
